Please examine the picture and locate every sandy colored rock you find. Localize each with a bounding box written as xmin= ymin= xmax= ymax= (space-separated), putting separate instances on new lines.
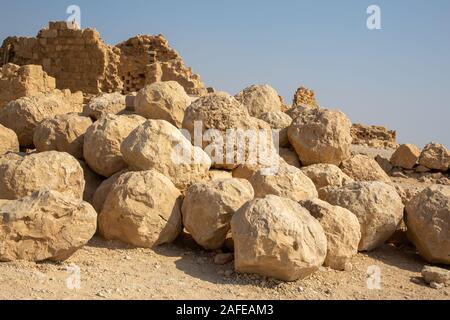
xmin=259 ymin=110 xmax=292 ymax=147
xmin=235 ymin=84 xmax=282 ymax=118
xmin=279 ymin=148 xmax=300 ymax=168
xmin=182 ymin=92 xmax=275 ymax=169
xmin=135 ymin=81 xmax=191 ymax=128
xmin=78 ymin=160 xmax=103 ymax=204
xmin=182 ymin=178 xmax=254 ymax=250
xmin=292 ymin=86 xmax=317 ymax=108
xmin=288 ymin=107 xmax=352 ymax=166
xmin=421 ymin=266 xmax=450 ymax=285
xmin=33 ymin=113 xmax=92 ymax=159
xmin=207 ymin=170 xmax=233 ymax=181
xmin=0 ymin=124 xmax=19 ymax=155
xmin=0 ymin=151 xmax=85 ymax=200
xmin=231 ymin=195 xmax=327 ymax=281
xmin=249 ymin=161 xmax=318 ymax=202
xmin=418 ymin=142 xmax=450 ymax=171
xmin=405 ymin=185 xmax=450 ymax=264
xmin=0 ymin=64 xmax=56 ymax=109
xmin=0 ymin=190 xmax=97 ymax=262
xmin=98 ymin=170 xmax=183 ymax=248
xmin=0 ymin=92 xmax=83 ymax=147
xmin=319 ymin=181 xmax=404 ymax=251
xmin=390 ymin=144 xmax=420 ymax=169
xmin=375 ymin=155 xmax=393 ymax=174
xmin=300 ymin=198 xmax=361 ymax=270
xmin=301 ymin=163 xmax=353 ymax=190
xmin=121 ymin=119 xmax=211 ymax=189
xmin=340 ymin=154 xmax=391 ymax=183
xmin=83 ymin=92 xmax=126 ymax=120
xmin=83 ymin=114 xmax=145 ymax=177
xmin=91 ymin=170 xmax=127 ymax=213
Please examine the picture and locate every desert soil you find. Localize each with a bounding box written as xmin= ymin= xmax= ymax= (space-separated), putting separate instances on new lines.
xmin=0 ymin=234 xmax=448 ymax=300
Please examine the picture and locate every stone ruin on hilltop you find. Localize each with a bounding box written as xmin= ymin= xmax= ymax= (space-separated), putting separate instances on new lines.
xmin=0 ymin=21 xmax=207 ymax=96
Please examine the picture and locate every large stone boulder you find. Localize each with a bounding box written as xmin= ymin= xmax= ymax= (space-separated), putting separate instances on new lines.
xmin=231 ymin=195 xmax=327 ymax=281
xmin=182 ymin=178 xmax=254 ymax=250
xmin=98 ymin=170 xmax=183 ymax=248
xmin=300 ymin=199 xmax=361 ymax=270
xmin=0 ymin=190 xmax=97 ymax=262
xmin=33 ymin=113 xmax=92 ymax=159
xmin=301 ymin=163 xmax=353 ymax=190
xmin=418 ymin=142 xmax=450 ymax=171
xmin=182 ymin=92 xmax=276 ymax=169
xmin=405 ymin=185 xmax=450 ymax=264
xmin=78 ymin=160 xmax=103 ymax=205
xmin=249 ymin=161 xmax=318 ymax=202
xmin=0 ymin=124 xmax=19 ymax=155
xmin=0 ymin=93 xmax=83 ymax=147
xmin=121 ymin=119 xmax=211 ymax=189
xmin=319 ymin=181 xmax=404 ymax=251
xmin=340 ymin=154 xmax=391 ymax=183
xmin=135 ymin=81 xmax=191 ymax=128
xmin=287 ymin=107 xmax=352 ymax=166
xmin=259 ymin=111 xmax=292 ymax=147
xmin=91 ymin=170 xmax=127 ymax=213
xmin=0 ymin=151 xmax=85 ymax=200
xmin=390 ymin=144 xmax=421 ymax=169
xmin=235 ymin=84 xmax=282 ymax=118
xmin=83 ymin=114 xmax=146 ymax=177
xmin=83 ymin=92 xmax=126 ymax=120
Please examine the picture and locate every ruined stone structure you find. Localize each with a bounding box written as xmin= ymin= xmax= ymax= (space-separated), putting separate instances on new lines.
xmin=0 ymin=22 xmax=207 ymax=96
xmin=117 ymin=35 xmax=207 ymax=95
xmin=351 ymin=123 xmax=398 ymax=149
xmin=293 ymin=86 xmax=317 ymax=107
xmin=0 ymin=63 xmax=56 ymax=109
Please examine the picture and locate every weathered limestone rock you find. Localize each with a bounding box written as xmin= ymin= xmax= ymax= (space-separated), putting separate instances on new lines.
xmin=121 ymin=119 xmax=211 ymax=189
xmin=390 ymin=144 xmax=421 ymax=170
xmin=418 ymin=142 xmax=450 ymax=171
xmin=301 ymin=163 xmax=353 ymax=190
xmin=0 ymin=190 xmax=97 ymax=262
xmin=78 ymin=160 xmax=103 ymax=204
xmin=421 ymin=266 xmax=450 ymax=285
xmin=33 ymin=113 xmax=92 ymax=159
xmin=259 ymin=110 xmax=292 ymax=147
xmin=340 ymin=154 xmax=391 ymax=183
xmin=351 ymin=124 xmax=397 ymax=149
xmin=135 ymin=81 xmax=191 ymax=128
xmin=207 ymin=170 xmax=233 ymax=181
xmin=83 ymin=114 xmax=146 ymax=177
xmin=83 ymin=92 xmax=126 ymax=120
xmin=0 ymin=64 xmax=56 ymax=109
xmin=0 ymin=91 xmax=83 ymax=147
xmin=406 ymin=185 xmax=450 ymax=264
xmin=0 ymin=151 xmax=85 ymax=200
xmin=249 ymin=161 xmax=318 ymax=202
xmin=300 ymin=198 xmax=361 ymax=270
xmin=182 ymin=178 xmax=254 ymax=250
xmin=279 ymin=147 xmax=301 ymax=168
xmin=375 ymin=155 xmax=393 ymax=174
xmin=182 ymin=92 xmax=276 ymax=169
xmin=319 ymin=181 xmax=404 ymax=251
xmin=292 ymin=86 xmax=317 ymax=107
xmin=288 ymin=107 xmax=352 ymax=166
xmin=231 ymin=195 xmax=327 ymax=281
xmin=0 ymin=124 xmax=19 ymax=155
xmin=91 ymin=170 xmax=127 ymax=213
xmin=235 ymin=84 xmax=282 ymax=118
xmin=98 ymin=170 xmax=183 ymax=248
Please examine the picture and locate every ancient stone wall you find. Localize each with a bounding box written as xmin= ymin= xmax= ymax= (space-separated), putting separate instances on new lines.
xmin=117 ymin=35 xmax=207 ymax=95
xmin=1 ymin=22 xmax=122 ymax=94
xmin=0 ymin=63 xmax=56 ymax=109
xmin=351 ymin=123 xmax=398 ymax=149
xmin=1 ymin=22 xmax=207 ymax=96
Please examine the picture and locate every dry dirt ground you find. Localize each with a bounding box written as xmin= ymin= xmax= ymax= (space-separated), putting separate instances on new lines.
xmin=0 ymin=234 xmax=449 ymax=300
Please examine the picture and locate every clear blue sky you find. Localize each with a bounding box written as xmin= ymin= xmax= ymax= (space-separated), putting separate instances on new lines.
xmin=1 ymin=0 xmax=449 ymax=147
